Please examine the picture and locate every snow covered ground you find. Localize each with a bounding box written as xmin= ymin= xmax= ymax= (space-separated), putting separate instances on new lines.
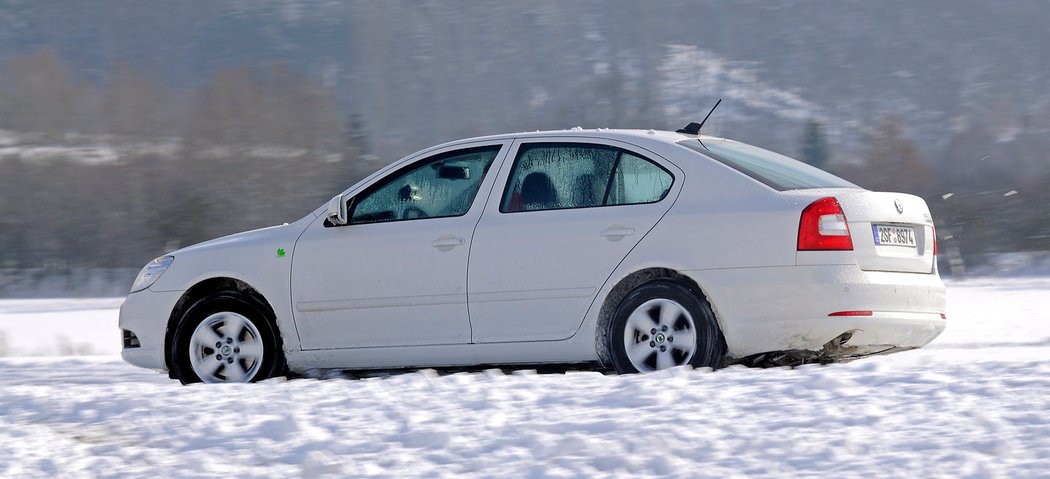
xmin=1 ymin=279 xmax=1048 ymax=477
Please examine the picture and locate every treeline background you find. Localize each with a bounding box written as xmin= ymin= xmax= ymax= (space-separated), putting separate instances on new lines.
xmin=1 ymin=0 xmax=1049 ymax=296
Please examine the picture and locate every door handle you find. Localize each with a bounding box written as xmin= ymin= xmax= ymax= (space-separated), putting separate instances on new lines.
xmin=600 ymin=225 xmax=635 ymax=241
xmin=432 ymin=235 xmax=466 ymax=251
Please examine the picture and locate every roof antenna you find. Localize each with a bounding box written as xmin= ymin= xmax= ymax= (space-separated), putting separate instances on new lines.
xmin=675 ymin=98 xmax=722 ymax=150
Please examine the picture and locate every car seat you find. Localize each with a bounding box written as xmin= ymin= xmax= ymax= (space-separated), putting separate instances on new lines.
xmin=520 ymin=172 xmax=558 ymax=211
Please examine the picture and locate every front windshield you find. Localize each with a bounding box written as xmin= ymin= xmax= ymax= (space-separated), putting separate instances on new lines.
xmin=677 ymin=139 xmax=859 ymax=191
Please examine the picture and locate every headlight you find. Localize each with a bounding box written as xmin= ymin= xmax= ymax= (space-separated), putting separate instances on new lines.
xmin=130 ymin=256 xmax=174 ymax=293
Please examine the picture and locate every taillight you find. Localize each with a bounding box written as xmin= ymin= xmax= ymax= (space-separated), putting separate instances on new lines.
xmin=798 ymin=197 xmax=853 ymax=251
xmin=932 ymin=225 xmax=938 ymax=256
xmin=828 ymin=311 xmax=873 ymax=317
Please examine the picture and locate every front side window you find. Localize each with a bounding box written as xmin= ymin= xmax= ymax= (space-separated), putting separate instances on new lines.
xmin=350 ymin=145 xmax=500 ymax=224
xmin=501 ymin=143 xmax=673 ymax=213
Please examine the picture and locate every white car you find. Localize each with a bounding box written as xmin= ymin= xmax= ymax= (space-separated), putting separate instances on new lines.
xmin=120 ymin=128 xmax=946 ymax=383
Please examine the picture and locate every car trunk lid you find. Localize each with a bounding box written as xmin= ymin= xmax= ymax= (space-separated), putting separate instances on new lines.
xmin=838 ymin=191 xmax=935 ymax=273
xmin=785 ymin=189 xmax=936 ymax=274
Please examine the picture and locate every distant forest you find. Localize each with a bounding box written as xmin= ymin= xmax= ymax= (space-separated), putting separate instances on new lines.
xmin=1 ymin=1 xmax=1048 ymax=294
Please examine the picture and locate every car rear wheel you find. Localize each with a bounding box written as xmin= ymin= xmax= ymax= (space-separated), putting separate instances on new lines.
xmin=170 ymin=292 xmax=284 ymax=384
xmin=607 ymin=280 xmax=726 ymax=373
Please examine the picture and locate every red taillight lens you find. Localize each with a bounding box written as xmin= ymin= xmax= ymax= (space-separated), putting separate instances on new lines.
xmin=828 ymin=311 xmax=873 ymax=317
xmin=798 ymin=197 xmax=853 ymax=251
xmin=932 ymin=225 xmax=938 ymax=256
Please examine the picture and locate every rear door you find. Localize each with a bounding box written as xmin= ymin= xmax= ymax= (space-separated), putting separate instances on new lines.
xmin=467 ymin=138 xmax=681 ymax=343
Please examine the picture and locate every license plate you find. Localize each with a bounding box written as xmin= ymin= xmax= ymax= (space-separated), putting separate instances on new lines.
xmin=872 ymin=224 xmax=916 ymax=247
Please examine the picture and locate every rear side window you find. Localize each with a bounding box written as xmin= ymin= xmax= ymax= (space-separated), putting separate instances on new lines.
xmin=501 ymin=143 xmax=673 ymax=213
xmin=607 ymin=152 xmax=674 ymax=205
xmin=677 ymin=139 xmax=858 ymax=191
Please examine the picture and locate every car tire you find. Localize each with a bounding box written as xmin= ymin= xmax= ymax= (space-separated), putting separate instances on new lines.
xmin=169 ymin=291 xmax=285 ymax=384
xmin=605 ymin=280 xmax=726 ymax=373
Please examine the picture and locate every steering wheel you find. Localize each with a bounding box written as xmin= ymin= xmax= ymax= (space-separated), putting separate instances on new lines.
xmin=402 ymin=206 xmax=429 ymax=219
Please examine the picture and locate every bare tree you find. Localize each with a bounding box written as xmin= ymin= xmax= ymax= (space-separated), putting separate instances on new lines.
xmin=0 ymin=49 xmax=81 ymax=136
xmin=859 ymin=116 xmax=932 ymax=196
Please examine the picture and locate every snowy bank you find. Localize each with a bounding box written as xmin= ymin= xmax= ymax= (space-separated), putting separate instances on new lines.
xmin=0 ymin=279 xmax=1048 ymax=477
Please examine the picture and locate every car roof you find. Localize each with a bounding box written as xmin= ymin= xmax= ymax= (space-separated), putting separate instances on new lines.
xmin=427 ymin=128 xmax=722 ymax=151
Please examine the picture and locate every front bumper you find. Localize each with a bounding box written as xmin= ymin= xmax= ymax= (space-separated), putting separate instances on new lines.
xmin=118 ymin=288 xmax=185 ymax=371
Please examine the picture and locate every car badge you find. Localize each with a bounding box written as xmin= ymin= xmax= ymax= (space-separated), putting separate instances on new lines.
xmin=894 ymin=199 xmax=904 ymax=214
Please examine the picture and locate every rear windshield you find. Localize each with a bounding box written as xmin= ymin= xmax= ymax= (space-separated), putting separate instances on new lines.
xmin=676 ymin=139 xmax=859 ymax=191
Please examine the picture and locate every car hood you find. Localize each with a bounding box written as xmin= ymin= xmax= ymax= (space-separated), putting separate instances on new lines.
xmin=148 ymin=214 xmax=315 ymax=292
xmin=173 ymin=223 xmax=297 ymax=256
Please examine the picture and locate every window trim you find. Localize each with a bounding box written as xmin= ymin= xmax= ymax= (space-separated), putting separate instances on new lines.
xmin=498 ymin=141 xmax=675 ymax=214
xmin=327 ymin=144 xmax=503 ymax=227
xmin=601 ymin=151 xmax=624 ymax=206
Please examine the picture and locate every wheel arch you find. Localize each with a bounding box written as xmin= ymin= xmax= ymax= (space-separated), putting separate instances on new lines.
xmin=163 ymin=277 xmax=283 ymax=377
xmin=594 ymin=267 xmax=725 ymax=368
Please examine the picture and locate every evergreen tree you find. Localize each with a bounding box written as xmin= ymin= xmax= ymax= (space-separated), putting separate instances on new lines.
xmin=799 ymin=119 xmax=829 ymax=169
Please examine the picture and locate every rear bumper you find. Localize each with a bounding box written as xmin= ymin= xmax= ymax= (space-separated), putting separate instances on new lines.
xmin=684 ymin=265 xmax=946 ymax=358
xmin=744 ymin=311 xmax=945 ymax=359
xmin=118 ymin=288 xmax=184 ymax=371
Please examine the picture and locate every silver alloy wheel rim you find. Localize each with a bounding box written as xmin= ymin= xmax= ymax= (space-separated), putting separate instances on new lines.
xmin=189 ymin=312 xmax=264 ymax=383
xmin=623 ymin=298 xmax=698 ymax=372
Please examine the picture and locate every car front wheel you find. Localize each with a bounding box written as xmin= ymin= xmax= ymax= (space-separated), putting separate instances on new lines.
xmin=607 ymin=281 xmax=726 ymax=373
xmin=170 ymin=292 xmax=285 ymax=384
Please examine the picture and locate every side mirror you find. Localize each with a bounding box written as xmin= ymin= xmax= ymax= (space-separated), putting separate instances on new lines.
xmin=326 ymin=194 xmax=348 ymax=226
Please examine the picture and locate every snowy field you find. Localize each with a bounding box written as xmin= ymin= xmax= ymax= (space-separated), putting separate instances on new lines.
xmin=1 ymin=279 xmax=1048 ymax=477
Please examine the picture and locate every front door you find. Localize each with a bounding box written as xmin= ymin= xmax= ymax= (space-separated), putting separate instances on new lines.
xmin=291 ymin=144 xmax=506 ymax=350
